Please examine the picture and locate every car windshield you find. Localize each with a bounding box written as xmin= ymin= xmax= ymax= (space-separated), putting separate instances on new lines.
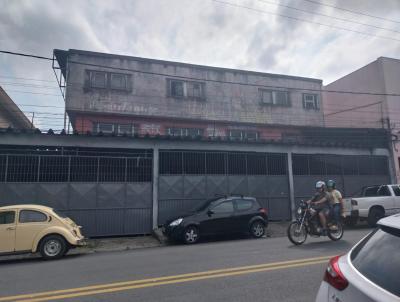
xmin=194 ymin=197 xmax=223 ymax=212
xmin=350 ymin=226 xmax=400 ymax=297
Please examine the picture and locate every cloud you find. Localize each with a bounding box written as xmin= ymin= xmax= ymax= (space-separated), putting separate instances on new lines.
xmin=0 ymin=0 xmax=399 ymax=129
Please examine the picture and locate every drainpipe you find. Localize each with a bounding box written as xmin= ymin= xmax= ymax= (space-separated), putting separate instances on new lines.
xmin=152 ymin=147 xmax=159 ymax=229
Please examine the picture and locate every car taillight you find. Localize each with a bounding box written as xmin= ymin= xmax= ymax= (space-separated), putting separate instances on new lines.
xmin=259 ymin=208 xmax=267 ymax=215
xmin=323 ymin=256 xmax=348 ymax=291
xmin=351 ymin=199 xmax=358 ymax=206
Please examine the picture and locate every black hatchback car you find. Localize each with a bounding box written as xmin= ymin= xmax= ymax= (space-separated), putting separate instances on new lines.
xmin=163 ymin=196 xmax=268 ymax=244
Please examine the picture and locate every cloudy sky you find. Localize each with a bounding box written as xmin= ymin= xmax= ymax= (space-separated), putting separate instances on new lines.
xmin=0 ymin=0 xmax=399 ymax=130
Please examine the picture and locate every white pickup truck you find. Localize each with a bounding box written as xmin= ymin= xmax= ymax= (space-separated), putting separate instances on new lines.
xmin=344 ymin=184 xmax=400 ymax=227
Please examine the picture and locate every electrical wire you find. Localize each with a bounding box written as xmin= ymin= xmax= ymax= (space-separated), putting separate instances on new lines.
xmin=256 ymin=0 xmax=400 ymax=34
xmin=300 ymin=0 xmax=400 ymax=25
xmin=212 ymin=0 xmax=400 ymax=43
xmin=2 ymin=50 xmax=400 ymax=97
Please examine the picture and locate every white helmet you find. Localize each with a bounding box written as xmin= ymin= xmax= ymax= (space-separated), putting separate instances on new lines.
xmin=315 ymin=181 xmax=326 ymax=189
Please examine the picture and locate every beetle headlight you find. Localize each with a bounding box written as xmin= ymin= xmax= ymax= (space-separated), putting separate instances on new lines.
xmin=297 ymin=207 xmax=302 ymax=215
xmin=169 ymin=218 xmax=183 ymax=226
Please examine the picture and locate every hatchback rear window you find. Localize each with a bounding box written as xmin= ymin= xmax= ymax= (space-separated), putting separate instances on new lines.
xmin=350 ymin=226 xmax=400 ymax=297
xmin=236 ymin=199 xmax=254 ymax=211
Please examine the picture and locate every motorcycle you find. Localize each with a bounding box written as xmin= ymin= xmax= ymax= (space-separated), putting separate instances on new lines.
xmin=287 ymin=200 xmax=344 ymax=245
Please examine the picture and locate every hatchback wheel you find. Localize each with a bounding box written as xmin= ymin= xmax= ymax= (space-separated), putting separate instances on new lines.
xmin=39 ymin=235 xmax=68 ymax=260
xmin=183 ymin=226 xmax=199 ymax=244
xmin=250 ymin=221 xmax=265 ymax=238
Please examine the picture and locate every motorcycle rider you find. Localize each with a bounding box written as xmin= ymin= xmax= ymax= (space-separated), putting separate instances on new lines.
xmin=306 ymin=181 xmax=330 ymax=235
xmin=326 ymin=179 xmax=344 ymax=230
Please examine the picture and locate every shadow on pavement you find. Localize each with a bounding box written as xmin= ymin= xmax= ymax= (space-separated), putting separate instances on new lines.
xmin=287 ymin=238 xmax=354 ymax=251
xmin=0 ymin=253 xmax=86 ymax=266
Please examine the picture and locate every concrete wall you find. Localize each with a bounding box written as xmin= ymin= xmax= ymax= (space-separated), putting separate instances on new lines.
xmin=381 ymin=58 xmax=400 ymax=182
xmin=65 ymin=51 xmax=324 ymax=129
xmin=323 ymin=59 xmax=385 ymax=129
xmin=323 ymin=57 xmax=400 ymax=182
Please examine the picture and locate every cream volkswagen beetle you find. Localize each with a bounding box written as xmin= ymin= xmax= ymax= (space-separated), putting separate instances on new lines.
xmin=0 ymin=204 xmax=86 ymax=260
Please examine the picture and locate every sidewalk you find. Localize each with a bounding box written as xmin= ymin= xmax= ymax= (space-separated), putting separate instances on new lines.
xmin=0 ymin=222 xmax=291 ymax=262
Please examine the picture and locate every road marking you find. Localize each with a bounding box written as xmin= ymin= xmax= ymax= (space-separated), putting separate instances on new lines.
xmin=0 ymin=255 xmax=332 ymax=302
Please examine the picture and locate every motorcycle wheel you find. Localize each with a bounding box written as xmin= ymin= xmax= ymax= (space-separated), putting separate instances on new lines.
xmin=287 ymin=221 xmax=307 ymax=245
xmin=327 ymin=222 xmax=344 ymax=241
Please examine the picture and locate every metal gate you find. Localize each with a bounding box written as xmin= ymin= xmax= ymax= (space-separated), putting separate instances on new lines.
xmin=0 ymin=151 xmax=153 ymax=237
xmin=158 ymin=150 xmax=290 ymax=225
xmin=292 ymin=154 xmax=390 ymax=206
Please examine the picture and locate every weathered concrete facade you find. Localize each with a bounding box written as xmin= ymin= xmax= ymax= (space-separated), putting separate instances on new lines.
xmin=0 ymin=132 xmax=393 ymax=236
xmin=55 ymin=49 xmax=324 ymax=138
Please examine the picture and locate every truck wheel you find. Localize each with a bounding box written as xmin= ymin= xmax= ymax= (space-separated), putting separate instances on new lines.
xmin=367 ymin=208 xmax=384 ymax=227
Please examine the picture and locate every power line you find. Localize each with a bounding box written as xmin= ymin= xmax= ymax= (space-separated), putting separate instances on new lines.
xmin=212 ymin=0 xmax=400 ymax=42
xmin=324 ymin=101 xmax=383 ymax=117
xmin=3 ymin=85 xmax=399 ymax=119
xmin=4 ymin=90 xmax=61 ymax=96
xmin=1 ymin=82 xmax=60 ymax=89
xmin=256 ymin=0 xmax=400 ymax=34
xmin=17 ymin=104 xmax=64 ymax=108
xmin=300 ymin=0 xmax=400 ymax=25
xmin=67 ymin=60 xmax=400 ymax=97
xmin=2 ymin=49 xmax=400 ymax=97
xmin=0 ymin=50 xmax=53 ymax=61
xmin=0 ymin=75 xmax=55 ymax=83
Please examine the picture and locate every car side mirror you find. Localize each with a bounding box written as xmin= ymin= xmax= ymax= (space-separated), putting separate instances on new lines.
xmin=207 ymin=209 xmax=214 ymax=216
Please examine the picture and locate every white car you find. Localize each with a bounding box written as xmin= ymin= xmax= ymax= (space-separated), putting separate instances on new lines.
xmin=315 ymin=214 xmax=400 ymax=302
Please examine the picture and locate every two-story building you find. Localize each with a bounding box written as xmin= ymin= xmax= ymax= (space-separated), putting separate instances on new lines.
xmin=0 ymin=49 xmax=392 ymax=237
xmin=54 ymin=49 xmax=324 ymax=140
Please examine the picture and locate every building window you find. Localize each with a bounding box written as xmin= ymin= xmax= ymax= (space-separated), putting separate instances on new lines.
xmin=170 ymin=80 xmax=184 ymax=97
xmin=302 ymin=93 xmax=319 ymax=110
xmin=274 ymin=91 xmax=290 ymax=106
xmin=167 ymin=127 xmax=203 ymax=137
xmin=187 ymin=81 xmax=205 ymax=99
xmin=118 ymin=124 xmax=134 ymax=135
xmin=168 ymin=79 xmax=205 ymax=100
xmin=90 ymin=71 xmax=107 ymax=88
xmin=260 ymin=90 xmax=273 ymax=104
xmin=229 ymin=130 xmax=259 ymax=141
xmin=167 ymin=127 xmax=182 ymax=137
xmin=93 ymin=123 xmax=135 ymax=135
xmin=259 ymin=89 xmax=290 ymax=107
xmin=95 ymin=123 xmax=114 ymax=134
xmin=86 ymin=70 xmax=131 ymax=92
xmin=110 ymin=73 xmax=127 ymax=90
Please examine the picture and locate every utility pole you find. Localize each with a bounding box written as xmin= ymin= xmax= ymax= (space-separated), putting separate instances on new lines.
xmin=31 ymin=112 xmax=34 ymax=129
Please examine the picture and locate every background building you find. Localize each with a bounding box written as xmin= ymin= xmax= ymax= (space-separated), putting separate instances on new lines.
xmin=323 ymin=57 xmax=400 ymax=182
xmin=0 ymin=86 xmax=33 ymax=130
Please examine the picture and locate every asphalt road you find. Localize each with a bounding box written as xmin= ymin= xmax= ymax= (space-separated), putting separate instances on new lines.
xmin=0 ymin=228 xmax=371 ymax=302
